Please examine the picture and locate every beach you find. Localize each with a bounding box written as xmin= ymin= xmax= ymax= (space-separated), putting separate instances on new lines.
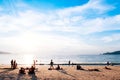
xmin=0 ymin=65 xmax=120 ymax=80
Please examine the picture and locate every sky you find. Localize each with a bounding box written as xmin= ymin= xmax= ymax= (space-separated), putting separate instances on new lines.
xmin=0 ymin=0 xmax=120 ymax=55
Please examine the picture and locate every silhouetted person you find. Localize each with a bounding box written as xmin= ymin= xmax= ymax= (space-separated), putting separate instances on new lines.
xmin=11 ymin=59 xmax=13 ymax=68
xmin=107 ymin=61 xmax=110 ymax=66
xmin=68 ymin=60 xmax=71 ymax=66
xmin=33 ymin=60 xmax=36 ymax=68
xmin=105 ymin=66 xmax=111 ymax=70
xmin=19 ymin=67 xmax=26 ymax=74
xmin=13 ymin=60 xmax=17 ymax=69
xmin=50 ymin=59 xmax=54 ymax=68
xmin=56 ymin=64 xmax=60 ymax=70
xmin=76 ymin=65 xmax=84 ymax=70
xmin=56 ymin=64 xmax=63 ymax=70
xmin=33 ymin=60 xmax=38 ymax=68
xmin=48 ymin=59 xmax=54 ymax=70
xmin=28 ymin=66 xmax=35 ymax=74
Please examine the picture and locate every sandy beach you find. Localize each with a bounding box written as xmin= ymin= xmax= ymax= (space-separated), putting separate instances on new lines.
xmin=0 ymin=65 xmax=120 ymax=80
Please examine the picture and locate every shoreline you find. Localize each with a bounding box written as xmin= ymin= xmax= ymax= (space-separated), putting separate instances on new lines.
xmin=2 ymin=62 xmax=120 ymax=66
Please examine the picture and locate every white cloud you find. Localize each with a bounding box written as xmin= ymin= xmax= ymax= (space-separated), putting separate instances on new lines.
xmin=56 ymin=0 xmax=113 ymax=17
xmin=0 ymin=31 xmax=96 ymax=54
xmin=101 ymin=37 xmax=113 ymax=43
xmin=101 ymin=34 xmax=120 ymax=43
xmin=0 ymin=0 xmax=118 ymax=34
xmin=0 ymin=0 xmax=120 ymax=54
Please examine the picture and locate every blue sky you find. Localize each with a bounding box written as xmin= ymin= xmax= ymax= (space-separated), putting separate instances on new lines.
xmin=0 ymin=0 xmax=120 ymax=55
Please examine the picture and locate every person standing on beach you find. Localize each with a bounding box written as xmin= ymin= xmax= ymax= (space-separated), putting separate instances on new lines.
xmin=107 ymin=61 xmax=110 ymax=66
xmin=11 ymin=59 xmax=13 ymax=68
xmin=33 ymin=60 xmax=35 ymax=68
xmin=50 ymin=59 xmax=54 ymax=69
xmin=33 ymin=60 xmax=37 ymax=68
xmin=13 ymin=60 xmax=17 ymax=69
xmin=68 ymin=60 xmax=71 ymax=66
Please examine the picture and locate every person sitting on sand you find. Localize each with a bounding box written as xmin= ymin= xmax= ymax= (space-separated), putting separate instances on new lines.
xmin=56 ymin=65 xmax=63 ymax=70
xmin=88 ymin=68 xmax=99 ymax=71
xmin=19 ymin=67 xmax=26 ymax=74
xmin=104 ymin=66 xmax=111 ymax=70
xmin=28 ymin=66 xmax=35 ymax=74
xmin=76 ymin=65 xmax=84 ymax=70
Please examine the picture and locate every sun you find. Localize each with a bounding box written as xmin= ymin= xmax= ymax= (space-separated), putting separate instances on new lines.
xmin=23 ymin=54 xmax=34 ymax=65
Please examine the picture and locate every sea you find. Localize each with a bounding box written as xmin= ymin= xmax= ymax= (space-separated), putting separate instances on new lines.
xmin=0 ymin=54 xmax=120 ymax=65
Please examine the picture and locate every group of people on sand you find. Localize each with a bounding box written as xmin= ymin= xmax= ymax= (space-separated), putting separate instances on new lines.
xmin=11 ymin=59 xmax=17 ymax=69
xmin=48 ymin=59 xmax=63 ymax=70
xmin=19 ymin=60 xmax=37 ymax=74
xmin=19 ymin=66 xmax=35 ymax=74
xmin=19 ymin=59 xmax=63 ymax=74
xmin=18 ymin=59 xmax=113 ymax=75
xmin=76 ymin=61 xmax=112 ymax=71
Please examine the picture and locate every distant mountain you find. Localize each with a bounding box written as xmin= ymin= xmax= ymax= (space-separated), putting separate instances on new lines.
xmin=0 ymin=51 xmax=11 ymax=54
xmin=103 ymin=51 xmax=120 ymax=55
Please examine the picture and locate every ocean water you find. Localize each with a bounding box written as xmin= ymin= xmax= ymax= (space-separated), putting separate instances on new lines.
xmin=0 ymin=54 xmax=120 ymax=64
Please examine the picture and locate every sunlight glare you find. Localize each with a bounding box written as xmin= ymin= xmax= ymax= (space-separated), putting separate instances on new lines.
xmin=23 ymin=54 xmax=34 ymax=65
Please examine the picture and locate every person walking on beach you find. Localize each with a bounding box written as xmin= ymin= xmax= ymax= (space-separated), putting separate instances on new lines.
xmin=50 ymin=59 xmax=54 ymax=69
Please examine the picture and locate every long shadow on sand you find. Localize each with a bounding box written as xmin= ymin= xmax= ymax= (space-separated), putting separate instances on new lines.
xmin=17 ymin=73 xmax=38 ymax=80
xmin=17 ymin=74 xmax=25 ymax=80
xmin=0 ymin=68 xmax=15 ymax=74
xmin=29 ymin=74 xmax=37 ymax=80
xmin=57 ymin=69 xmax=76 ymax=79
xmin=0 ymin=68 xmax=16 ymax=80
